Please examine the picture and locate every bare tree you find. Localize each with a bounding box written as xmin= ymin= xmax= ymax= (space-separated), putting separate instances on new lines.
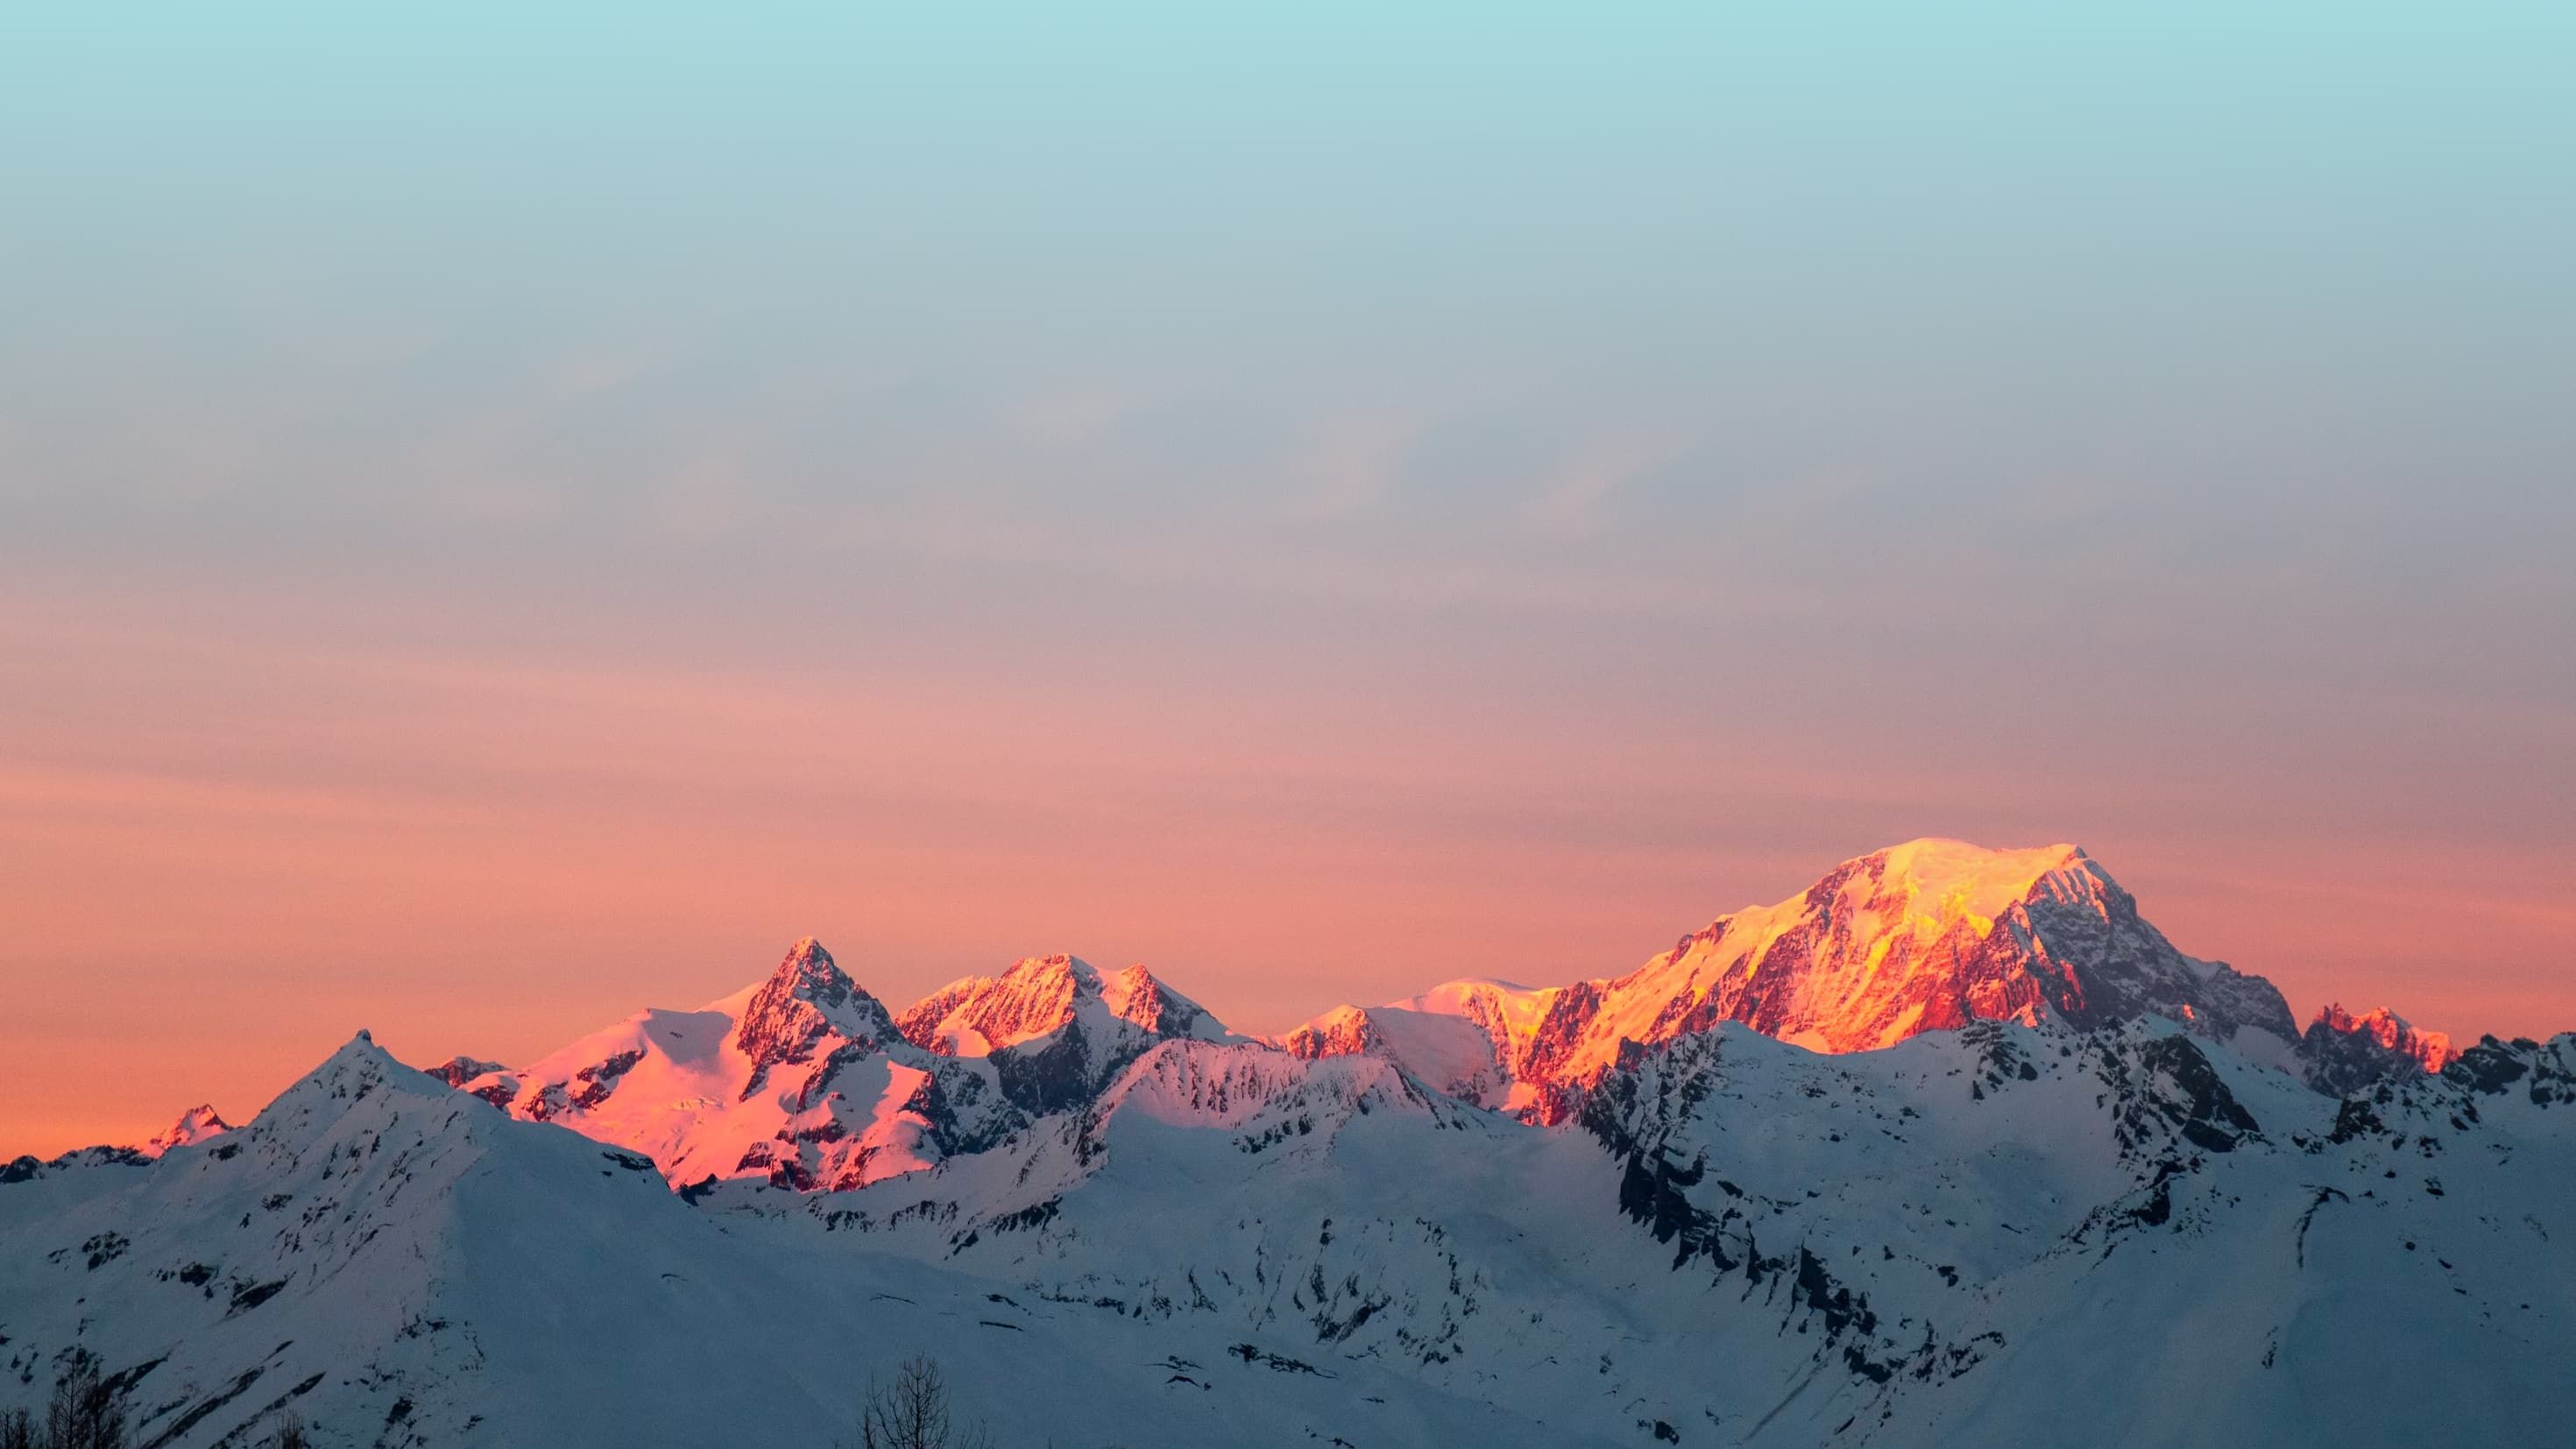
xmin=44 ymin=1360 xmax=125 ymax=1449
xmin=852 ymin=1355 xmax=991 ymax=1449
xmin=5 ymin=1369 xmax=298 ymax=1449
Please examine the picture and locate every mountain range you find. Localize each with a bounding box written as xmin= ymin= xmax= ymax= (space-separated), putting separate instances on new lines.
xmin=4 ymin=839 xmax=2565 ymax=1447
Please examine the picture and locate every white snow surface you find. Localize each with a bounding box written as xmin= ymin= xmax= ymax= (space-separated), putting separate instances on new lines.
xmin=6 ymin=841 xmax=2570 ymax=1447
xmin=9 ymin=1018 xmax=2569 ymax=1447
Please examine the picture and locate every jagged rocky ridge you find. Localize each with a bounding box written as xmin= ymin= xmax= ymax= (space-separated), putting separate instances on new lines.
xmin=4 ymin=840 xmax=2567 ymax=1447
xmin=430 ymin=939 xmax=1230 ymax=1194
xmin=2296 ymin=1003 xmax=2459 ymax=1097
xmin=1284 ymin=840 xmax=2333 ymax=1120
xmin=1 ymin=1107 xmax=232 ymax=1185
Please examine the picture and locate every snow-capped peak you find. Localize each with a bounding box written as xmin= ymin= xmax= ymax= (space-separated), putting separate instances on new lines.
xmin=1100 ymin=961 xmax=1222 ymax=1040
xmin=392 ymin=840 xmax=2432 ymax=1205
xmin=732 ymin=937 xmax=898 ymax=1089
xmin=139 ymin=1104 xmax=230 ymax=1157
xmin=895 ymin=954 xmax=1227 ymax=1057
xmin=761 ymin=936 xmax=860 ymax=1007
xmin=1287 ymin=838 xmax=2301 ymax=1121
xmin=1865 ymin=837 xmax=2098 ymax=910
xmin=249 ymin=1029 xmax=456 ymax=1155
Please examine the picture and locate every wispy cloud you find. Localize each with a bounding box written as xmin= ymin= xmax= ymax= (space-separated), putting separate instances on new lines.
xmin=1518 ymin=433 xmax=1688 ymax=540
xmin=1287 ymin=414 xmax=1417 ymax=520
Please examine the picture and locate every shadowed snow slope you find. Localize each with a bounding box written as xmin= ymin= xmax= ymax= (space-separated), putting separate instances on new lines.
xmin=722 ymin=1021 xmax=2576 ymax=1448
xmin=0 ymin=1033 xmax=1573 ymax=1449
xmin=6 ymin=840 xmax=2566 ymax=1446
xmin=8 ymin=1022 xmax=2572 ymax=1446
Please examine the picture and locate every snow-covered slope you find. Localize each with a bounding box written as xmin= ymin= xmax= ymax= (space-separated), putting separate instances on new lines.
xmin=1277 ymin=979 xmax=1539 ymax=1109
xmin=4 ymin=1108 xmax=232 ymax=1182
xmin=5 ymin=838 xmax=2565 ymax=1446
xmin=1567 ymin=1021 xmax=2576 ymax=1444
xmin=898 ymin=954 xmax=1225 ymax=1054
xmin=730 ymin=1019 xmax=2576 ymax=1447
xmin=1290 ymin=839 xmax=2319 ymax=1120
xmin=436 ymin=940 xmax=1236 ymax=1194
xmin=1 ymin=1033 xmax=1560 ymax=1448
xmin=449 ymin=938 xmax=1025 ymax=1192
xmin=16 ymin=1015 xmax=2562 ymax=1446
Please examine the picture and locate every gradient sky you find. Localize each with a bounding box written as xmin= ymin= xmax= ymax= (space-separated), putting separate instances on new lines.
xmin=4 ymin=4 xmax=2572 ymax=1156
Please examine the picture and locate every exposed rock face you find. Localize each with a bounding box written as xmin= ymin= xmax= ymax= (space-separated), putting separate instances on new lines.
xmin=143 ymin=1105 xmax=231 ymax=1157
xmin=1277 ymin=1006 xmax=1381 ymax=1062
xmin=2296 ymin=1003 xmax=2457 ymax=1095
xmin=0 ymin=1145 xmax=152 ymax=1183
xmin=2119 ymin=1034 xmax=2262 ymax=1155
xmin=733 ymin=937 xmax=899 ymax=1098
xmin=425 ymin=1056 xmax=506 ymax=1089
xmin=897 ymin=953 xmax=1093 ymax=1054
xmin=1287 ymin=840 xmax=2304 ymax=1121
xmin=439 ymin=939 xmax=1018 ymax=1195
xmin=896 ymin=954 xmax=1235 ymax=1115
xmin=404 ymin=944 xmax=1256 ymax=1194
xmin=1100 ymin=963 xmax=1219 ymax=1040
xmin=2443 ymin=1031 xmax=2572 ymax=1104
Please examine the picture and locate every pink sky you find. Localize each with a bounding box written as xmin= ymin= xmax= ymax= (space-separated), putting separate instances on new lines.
xmin=5 ymin=557 xmax=2568 ymax=1157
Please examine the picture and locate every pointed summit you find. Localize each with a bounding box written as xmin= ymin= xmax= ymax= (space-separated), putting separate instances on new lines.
xmin=768 ymin=937 xmax=853 ymax=1000
xmin=141 ymin=1103 xmax=231 ymax=1157
xmin=737 ymin=937 xmax=885 ymax=1028
xmin=253 ymin=1028 xmax=454 ymax=1154
xmin=1103 ymin=962 xmax=1220 ymax=1041
xmin=733 ymin=937 xmax=896 ymax=1096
